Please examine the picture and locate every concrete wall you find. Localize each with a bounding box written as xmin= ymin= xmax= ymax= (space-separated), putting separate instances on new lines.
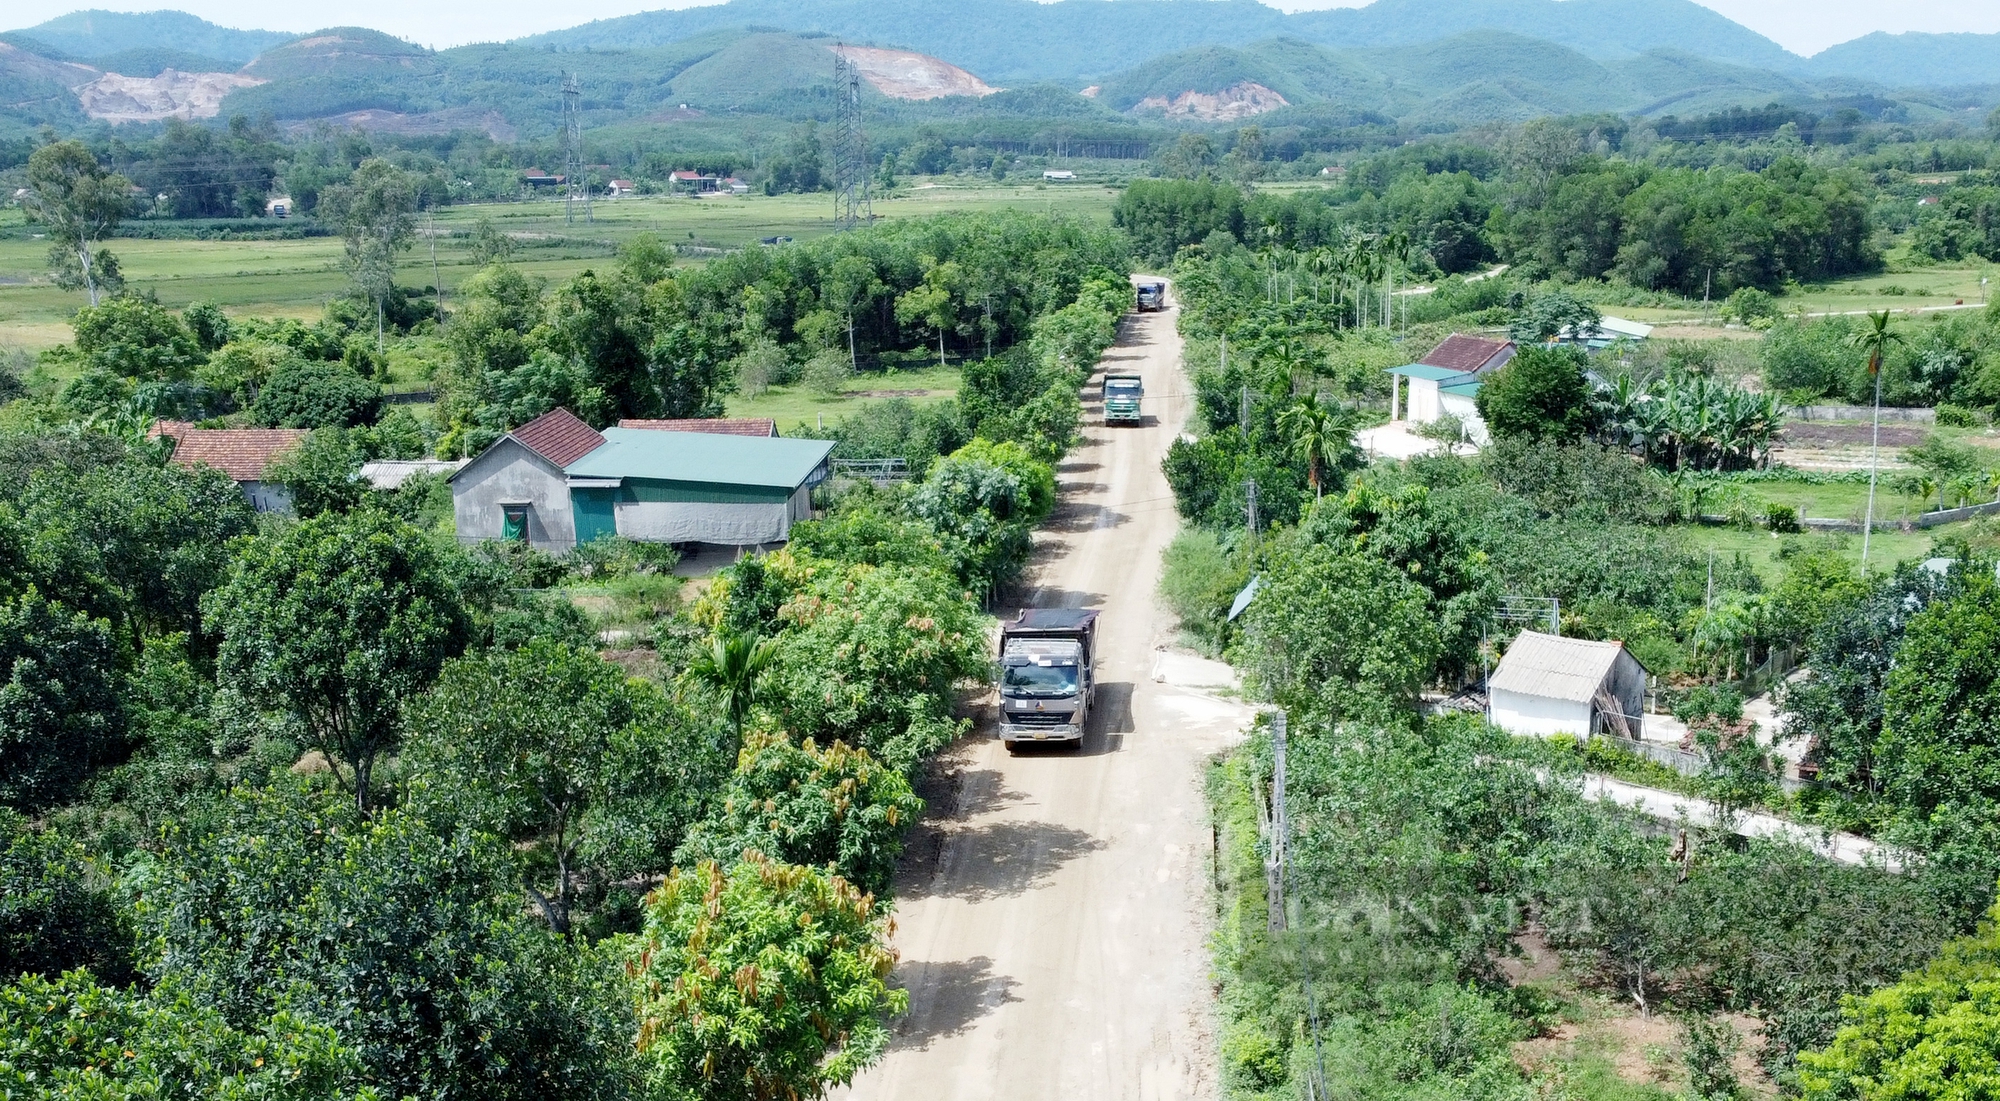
xmin=1488 ymin=689 xmax=1592 ymax=737
xmin=240 ymin=480 xmax=292 ymax=514
xmin=451 ymin=438 xmax=576 ymax=551
xmin=1438 ymin=392 xmax=1490 ymax=445
xmin=1407 ymin=378 xmax=1442 ymax=422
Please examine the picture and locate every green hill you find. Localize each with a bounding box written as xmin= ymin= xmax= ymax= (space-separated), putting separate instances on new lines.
xmin=1808 ymin=32 xmax=2000 ymax=88
xmin=239 ymin=27 xmax=435 ymax=81
xmin=90 ymin=46 xmax=237 ymax=75
xmin=12 ymin=9 xmax=290 ymax=65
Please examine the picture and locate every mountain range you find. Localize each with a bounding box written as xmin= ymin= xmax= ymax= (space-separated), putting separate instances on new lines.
xmin=0 ymin=0 xmax=1997 ymax=141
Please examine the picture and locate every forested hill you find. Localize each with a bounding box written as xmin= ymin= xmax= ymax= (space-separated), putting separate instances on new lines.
xmin=519 ymin=0 xmax=1798 ymax=83
xmin=5 ymin=8 xmax=289 ymax=66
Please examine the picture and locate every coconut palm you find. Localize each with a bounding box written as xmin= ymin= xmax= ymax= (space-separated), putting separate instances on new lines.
xmin=1848 ymin=311 xmax=1904 ymax=565
xmin=1275 ymin=393 xmax=1355 ymax=498
xmin=686 ymin=627 xmax=781 ymax=738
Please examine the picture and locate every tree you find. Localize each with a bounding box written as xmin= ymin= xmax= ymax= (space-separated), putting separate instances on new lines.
xmin=1475 ymin=344 xmax=1594 ymax=443
xmin=0 ymin=971 xmax=366 ymax=1100
xmin=1509 ymin=290 xmax=1602 ymax=343
xmin=318 ymin=158 xmax=417 ymax=351
xmin=1275 ymin=393 xmax=1357 ymax=498
xmin=204 ymin=512 xmax=472 ymax=814
xmin=23 ymin=141 xmax=130 ymax=307
xmin=406 ymin=640 xmax=728 ymax=935
xmin=1878 ymin=571 xmax=2000 ymax=824
xmin=0 ymin=590 xmax=125 ymax=812
xmin=896 ymin=257 xmax=963 ymax=368
xmin=135 ymin=783 xmax=638 ymax=1100
xmin=1797 ymin=900 xmax=2000 ymax=1101
xmin=631 ymin=854 xmax=906 ymax=1101
xmin=265 ymin=428 xmax=367 ymax=518
xmin=677 ymin=733 xmax=924 ymax=895
xmin=1849 ymin=310 xmax=1903 ymax=564
xmin=70 ymin=296 xmax=204 ymax=382
xmin=685 ymin=628 xmax=781 ymax=740
xmin=254 ymin=359 xmax=383 ymax=428
xmin=0 ymin=811 xmax=131 ymax=983
xmin=908 ymin=438 xmax=1056 ymax=590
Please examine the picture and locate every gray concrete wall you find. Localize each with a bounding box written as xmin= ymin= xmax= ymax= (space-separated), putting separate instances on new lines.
xmin=451 ymin=438 xmax=576 ymax=550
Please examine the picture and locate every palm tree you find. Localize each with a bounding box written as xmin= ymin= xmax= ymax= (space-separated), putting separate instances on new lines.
xmin=1848 ymin=311 xmax=1904 ymax=566
xmin=686 ymin=627 xmax=780 ymax=738
xmin=1276 ymin=393 xmax=1353 ymax=498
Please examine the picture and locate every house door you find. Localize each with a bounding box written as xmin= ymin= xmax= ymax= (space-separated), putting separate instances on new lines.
xmin=571 ymin=488 xmax=618 ymax=544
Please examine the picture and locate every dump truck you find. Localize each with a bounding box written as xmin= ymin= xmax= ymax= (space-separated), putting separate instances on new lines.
xmin=1135 ymin=282 xmax=1166 ymax=311
xmin=997 ymin=609 xmax=1098 ymax=745
xmin=1103 ymin=372 xmax=1143 ymax=425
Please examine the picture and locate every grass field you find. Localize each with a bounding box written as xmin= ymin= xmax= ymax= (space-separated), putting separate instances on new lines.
xmin=728 ymin=361 xmax=960 ymax=426
xmin=0 ymin=181 xmax=1122 ymax=354
xmin=1682 ymin=523 xmax=1935 ymax=583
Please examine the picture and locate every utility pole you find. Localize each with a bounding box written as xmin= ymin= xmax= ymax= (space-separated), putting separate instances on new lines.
xmin=1239 ymin=384 xmax=1250 ymax=434
xmin=831 ymin=46 xmax=872 ymax=231
xmin=1266 ymin=710 xmax=1287 ymax=933
xmin=561 ymin=73 xmax=592 ymax=225
xmin=1244 ymin=479 xmax=1259 ymax=547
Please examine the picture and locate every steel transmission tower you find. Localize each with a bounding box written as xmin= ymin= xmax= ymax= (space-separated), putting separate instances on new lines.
xmin=831 ymin=47 xmax=871 ymax=231
xmin=561 ymin=73 xmax=592 ymax=224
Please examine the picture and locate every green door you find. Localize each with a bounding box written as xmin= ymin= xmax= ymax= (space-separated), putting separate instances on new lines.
xmin=571 ymin=488 xmax=618 ymax=544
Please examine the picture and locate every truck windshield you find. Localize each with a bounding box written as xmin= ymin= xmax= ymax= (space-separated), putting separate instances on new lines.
xmin=1107 ymin=381 xmax=1140 ymax=393
xmin=1003 ymin=662 xmax=1079 ymax=696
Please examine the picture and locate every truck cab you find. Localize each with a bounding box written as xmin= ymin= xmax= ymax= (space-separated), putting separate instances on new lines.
xmin=1103 ymin=373 xmax=1143 ymax=425
xmin=1135 ymin=282 xmax=1166 ymax=311
xmin=997 ymin=609 xmax=1097 ymax=745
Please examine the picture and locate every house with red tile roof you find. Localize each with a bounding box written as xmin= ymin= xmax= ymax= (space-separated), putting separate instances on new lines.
xmin=150 ymin=421 xmax=307 ymax=513
xmin=617 ymin=418 xmax=778 ymax=437
xmin=1419 ymin=334 xmax=1515 ymax=375
xmin=449 ymin=408 xmax=832 ymax=552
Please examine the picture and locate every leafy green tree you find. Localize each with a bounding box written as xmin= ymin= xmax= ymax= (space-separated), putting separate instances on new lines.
xmin=0 ymin=971 xmax=368 ymax=1100
xmin=1798 ymin=902 xmax=2000 ymax=1101
xmin=254 ymin=359 xmax=383 ymax=428
xmin=406 ymin=640 xmax=728 ymax=934
xmin=70 ymin=296 xmax=204 ymax=382
xmin=0 ymin=590 xmax=125 ymax=812
xmin=135 ymin=783 xmax=638 ymax=1100
xmin=678 ymin=733 xmax=923 ymax=895
xmin=1509 ymin=290 xmax=1602 ymax=343
xmin=265 ymin=428 xmax=366 ymax=518
xmin=1114 ymin=179 xmax=1243 ymax=264
xmin=1878 ymin=570 xmax=2000 ymax=824
xmin=205 ymin=511 xmax=472 ymax=814
xmin=181 ymin=300 xmax=233 ymax=353
xmin=896 ymin=257 xmax=964 ymax=368
xmin=1236 ymin=541 xmax=1441 ymax=722
xmin=631 ymin=854 xmax=906 ymax=1101
xmin=318 ymin=158 xmax=417 ymax=350
xmin=762 ymin=557 xmax=987 ymax=771
xmin=909 ymin=438 xmax=1055 ymax=590
xmin=1475 ymin=344 xmax=1594 ymax=443
xmin=0 ymin=811 xmax=131 ymax=982
xmin=23 ymin=141 xmax=130 ymax=306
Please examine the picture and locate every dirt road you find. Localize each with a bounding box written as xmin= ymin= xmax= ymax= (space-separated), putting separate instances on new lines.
xmin=842 ymin=287 xmax=1252 ymax=1100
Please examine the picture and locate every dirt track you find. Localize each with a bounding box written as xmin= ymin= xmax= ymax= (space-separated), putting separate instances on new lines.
xmin=840 ymin=287 xmax=1252 ymax=1099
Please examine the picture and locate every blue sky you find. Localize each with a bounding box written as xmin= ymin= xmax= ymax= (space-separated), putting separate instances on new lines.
xmin=4 ymin=0 xmax=1997 ymax=57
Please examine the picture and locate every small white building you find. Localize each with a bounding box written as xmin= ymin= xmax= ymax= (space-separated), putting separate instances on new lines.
xmin=1042 ymin=169 xmax=1076 ymax=181
xmin=1487 ymin=631 xmax=1648 ymax=740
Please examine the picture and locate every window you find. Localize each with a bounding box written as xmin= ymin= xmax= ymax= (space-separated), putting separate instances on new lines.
xmin=501 ymin=505 xmax=528 ymax=542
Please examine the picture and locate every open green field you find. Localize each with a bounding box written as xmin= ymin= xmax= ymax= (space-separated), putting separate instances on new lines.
xmin=0 ymin=181 xmax=1121 ymax=354
xmin=1682 ymin=522 xmax=1935 ymax=583
xmin=728 ymin=361 xmax=960 ymax=426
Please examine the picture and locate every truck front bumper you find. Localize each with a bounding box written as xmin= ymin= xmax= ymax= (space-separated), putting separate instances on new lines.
xmin=999 ymin=722 xmax=1084 ymax=743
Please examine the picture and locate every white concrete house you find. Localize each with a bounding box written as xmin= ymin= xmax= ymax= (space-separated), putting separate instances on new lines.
xmin=1487 ymin=631 xmax=1649 ymax=740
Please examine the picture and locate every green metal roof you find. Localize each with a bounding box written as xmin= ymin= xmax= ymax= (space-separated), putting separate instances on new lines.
xmin=1386 ymin=363 xmax=1476 ymax=382
xmin=565 ymin=428 xmax=834 ymax=490
xmin=1439 ymin=379 xmax=1485 ymax=397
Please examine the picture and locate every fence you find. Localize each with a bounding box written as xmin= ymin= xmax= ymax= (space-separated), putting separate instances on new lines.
xmin=831 ymin=458 xmax=910 ymax=483
xmin=1790 ymin=405 xmax=1935 ymax=423
xmin=1800 ymin=498 xmax=2000 ymax=532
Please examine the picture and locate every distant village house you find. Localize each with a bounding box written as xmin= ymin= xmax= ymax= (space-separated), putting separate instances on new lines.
xmin=1486 ymin=631 xmax=1649 ymax=740
xmin=150 ymin=422 xmax=306 ymax=513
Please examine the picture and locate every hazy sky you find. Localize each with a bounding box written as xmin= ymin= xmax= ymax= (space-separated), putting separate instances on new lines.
xmin=5 ymin=0 xmax=1999 ymax=58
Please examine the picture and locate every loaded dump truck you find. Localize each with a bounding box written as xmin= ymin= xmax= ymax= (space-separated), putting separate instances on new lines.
xmin=997 ymin=609 xmax=1098 ymax=746
xmin=1135 ymin=282 xmax=1166 ymax=311
xmin=1104 ymin=373 xmax=1143 ymax=425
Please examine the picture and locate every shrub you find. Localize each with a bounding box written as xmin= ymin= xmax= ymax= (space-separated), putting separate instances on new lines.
xmin=1936 ymin=402 xmax=1982 ymax=428
xmin=254 ymin=359 xmax=382 ymax=428
xmin=1765 ymin=502 xmax=1802 ymax=533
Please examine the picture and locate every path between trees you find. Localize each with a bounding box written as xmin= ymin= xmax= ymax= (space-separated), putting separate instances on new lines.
xmin=839 ymin=282 xmax=1254 ymax=1100
xmin=1580 ymin=773 xmax=1901 ymax=871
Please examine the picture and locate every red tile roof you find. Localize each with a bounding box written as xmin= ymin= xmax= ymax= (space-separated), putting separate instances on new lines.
xmin=1420 ymin=334 xmax=1516 ymax=374
xmin=512 ymin=408 xmax=606 ymax=467
xmin=159 ymin=426 xmax=308 ymax=481
xmin=618 ymin=418 xmax=779 ymax=438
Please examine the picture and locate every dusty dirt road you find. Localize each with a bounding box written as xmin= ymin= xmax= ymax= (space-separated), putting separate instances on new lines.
xmin=842 ymin=287 xmax=1253 ymax=1100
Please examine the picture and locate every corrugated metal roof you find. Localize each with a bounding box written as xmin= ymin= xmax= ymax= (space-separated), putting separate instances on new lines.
xmin=359 ymin=459 xmax=466 ymax=488
xmin=1439 ymin=379 xmax=1484 ymax=397
xmin=618 ymin=418 xmax=779 ymax=437
xmin=1421 ymin=334 xmax=1515 ymax=373
xmin=565 ymin=428 xmax=834 ymax=490
xmin=512 ymin=408 xmax=606 ymax=467
xmin=1488 ymin=631 xmax=1630 ymax=703
xmin=1386 ymin=363 xmax=1475 ymax=382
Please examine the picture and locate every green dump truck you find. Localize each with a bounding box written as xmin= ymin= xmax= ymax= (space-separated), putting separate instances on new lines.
xmin=1104 ymin=373 xmax=1143 ymax=425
